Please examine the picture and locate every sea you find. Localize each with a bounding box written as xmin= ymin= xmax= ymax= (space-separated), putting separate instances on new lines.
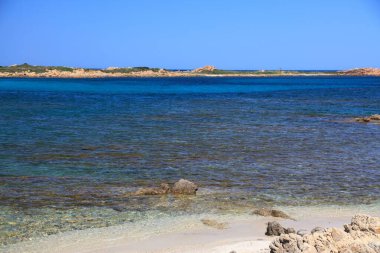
xmin=0 ymin=76 xmax=379 ymax=246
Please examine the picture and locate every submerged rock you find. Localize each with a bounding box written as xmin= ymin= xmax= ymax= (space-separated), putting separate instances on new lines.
xmin=201 ymin=219 xmax=228 ymax=230
xmin=134 ymin=183 xmax=170 ymax=196
xmin=172 ymin=179 xmax=198 ymax=195
xmin=133 ymin=179 xmax=198 ymax=196
xmin=252 ymin=208 xmax=293 ymax=220
xmin=270 ymin=214 xmax=380 ymax=253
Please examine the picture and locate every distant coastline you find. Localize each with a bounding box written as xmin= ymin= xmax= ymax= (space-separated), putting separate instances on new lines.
xmin=1 ymin=64 xmax=380 ymax=78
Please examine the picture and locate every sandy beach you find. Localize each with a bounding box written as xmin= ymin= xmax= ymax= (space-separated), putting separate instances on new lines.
xmin=3 ymin=205 xmax=379 ymax=253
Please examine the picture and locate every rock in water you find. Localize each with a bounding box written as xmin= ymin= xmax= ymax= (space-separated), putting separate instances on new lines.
xmin=270 ymin=214 xmax=380 ymax=253
xmin=201 ymin=219 xmax=228 ymax=230
xmin=134 ymin=183 xmax=170 ymax=195
xmin=252 ymin=208 xmax=293 ymax=220
xmin=172 ymin=179 xmax=198 ymax=195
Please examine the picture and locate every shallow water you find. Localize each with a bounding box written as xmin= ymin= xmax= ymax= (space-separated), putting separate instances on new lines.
xmin=0 ymin=76 xmax=379 ymax=245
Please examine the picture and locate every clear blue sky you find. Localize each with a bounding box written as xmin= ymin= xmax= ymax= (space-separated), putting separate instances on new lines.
xmin=0 ymin=0 xmax=379 ymax=70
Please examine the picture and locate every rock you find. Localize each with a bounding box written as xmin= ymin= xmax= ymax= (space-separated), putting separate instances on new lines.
xmin=369 ymin=114 xmax=380 ymax=121
xmin=341 ymin=68 xmax=380 ymax=76
xmin=201 ymin=219 xmax=228 ymax=230
xmin=265 ymin=222 xmax=296 ymax=236
xmin=134 ymin=183 xmax=170 ymax=196
xmin=192 ymin=65 xmax=216 ymax=73
xmin=355 ymin=114 xmax=380 ymax=123
xmin=344 ymin=214 xmax=380 ymax=233
xmin=112 ymin=206 xmax=126 ymax=212
xmin=297 ymin=229 xmax=308 ymax=236
xmin=252 ymin=208 xmax=293 ymax=220
xmin=266 ymin=221 xmax=286 ymax=236
xmin=270 ymin=214 xmax=380 ymax=253
xmin=311 ymin=227 xmax=324 ymax=234
xmin=270 ymin=233 xmax=317 ymax=253
xmin=172 ymin=179 xmax=198 ymax=195
xmin=286 ymin=227 xmax=296 ymax=234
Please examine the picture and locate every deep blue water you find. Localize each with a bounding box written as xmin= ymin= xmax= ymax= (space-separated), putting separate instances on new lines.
xmin=0 ymin=76 xmax=379 ymax=244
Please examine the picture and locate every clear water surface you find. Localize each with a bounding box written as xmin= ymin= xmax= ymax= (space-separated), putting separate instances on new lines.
xmin=0 ymin=76 xmax=379 ymax=245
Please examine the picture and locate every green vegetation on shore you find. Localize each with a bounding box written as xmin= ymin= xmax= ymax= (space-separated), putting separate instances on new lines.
xmin=0 ymin=64 xmax=163 ymax=74
xmin=0 ymin=63 xmax=75 ymax=73
xmin=103 ymin=67 xmax=161 ymax=73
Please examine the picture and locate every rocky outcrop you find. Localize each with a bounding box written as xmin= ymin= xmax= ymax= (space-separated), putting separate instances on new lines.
xmin=134 ymin=183 xmax=170 ymax=196
xmin=192 ymin=65 xmax=216 ymax=73
xmin=252 ymin=208 xmax=294 ymax=220
xmin=355 ymin=114 xmax=380 ymax=123
xmin=269 ymin=214 xmax=380 ymax=253
xmin=171 ymin=179 xmax=198 ymax=195
xmin=266 ymin=221 xmax=296 ymax=236
xmin=341 ymin=68 xmax=380 ymax=76
xmin=134 ymin=179 xmax=198 ymax=196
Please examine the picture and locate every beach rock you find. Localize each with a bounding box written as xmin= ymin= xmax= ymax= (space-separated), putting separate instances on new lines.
xmin=266 ymin=222 xmax=286 ymax=236
xmin=266 ymin=222 xmax=296 ymax=236
xmin=311 ymin=227 xmax=324 ymax=234
xmin=269 ymin=233 xmax=317 ymax=253
xmin=269 ymin=214 xmax=380 ymax=253
xmin=192 ymin=65 xmax=216 ymax=73
xmin=344 ymin=214 xmax=380 ymax=234
xmin=201 ymin=219 xmax=228 ymax=230
xmin=134 ymin=183 xmax=170 ymax=196
xmin=172 ymin=179 xmax=198 ymax=195
xmin=252 ymin=208 xmax=293 ymax=220
xmin=297 ymin=229 xmax=309 ymax=236
xmin=355 ymin=114 xmax=380 ymax=123
xmin=286 ymin=227 xmax=296 ymax=234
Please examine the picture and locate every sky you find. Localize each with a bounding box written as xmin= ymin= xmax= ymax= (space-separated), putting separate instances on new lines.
xmin=0 ymin=0 xmax=379 ymax=70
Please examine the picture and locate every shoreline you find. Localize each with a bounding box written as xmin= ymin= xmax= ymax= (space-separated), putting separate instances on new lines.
xmin=3 ymin=205 xmax=379 ymax=253
xmin=0 ymin=73 xmax=377 ymax=79
xmin=1 ymin=65 xmax=380 ymax=78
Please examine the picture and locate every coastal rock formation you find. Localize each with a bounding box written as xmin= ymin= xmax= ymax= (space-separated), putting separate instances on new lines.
xmin=134 ymin=179 xmax=198 ymax=196
xmin=355 ymin=114 xmax=380 ymax=123
xmin=311 ymin=227 xmax=324 ymax=234
xmin=192 ymin=65 xmax=216 ymax=73
xmin=269 ymin=214 xmax=380 ymax=253
xmin=201 ymin=219 xmax=228 ymax=230
xmin=172 ymin=179 xmax=198 ymax=195
xmin=134 ymin=183 xmax=170 ymax=196
xmin=252 ymin=208 xmax=293 ymax=220
xmin=266 ymin=221 xmax=296 ymax=236
xmin=341 ymin=68 xmax=380 ymax=76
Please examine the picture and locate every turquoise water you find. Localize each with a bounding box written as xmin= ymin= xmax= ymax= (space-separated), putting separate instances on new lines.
xmin=0 ymin=77 xmax=380 ymax=245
